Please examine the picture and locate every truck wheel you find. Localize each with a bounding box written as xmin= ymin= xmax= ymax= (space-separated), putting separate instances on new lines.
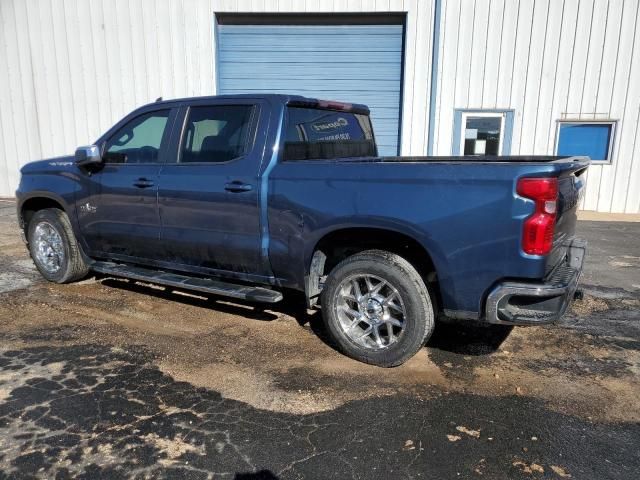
xmin=27 ymin=208 xmax=89 ymax=284
xmin=321 ymin=249 xmax=435 ymax=367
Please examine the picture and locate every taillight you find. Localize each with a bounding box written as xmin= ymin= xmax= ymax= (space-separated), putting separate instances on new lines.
xmin=517 ymin=177 xmax=559 ymax=255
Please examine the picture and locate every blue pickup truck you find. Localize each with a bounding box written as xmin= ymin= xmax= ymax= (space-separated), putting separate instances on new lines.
xmin=16 ymin=94 xmax=588 ymax=366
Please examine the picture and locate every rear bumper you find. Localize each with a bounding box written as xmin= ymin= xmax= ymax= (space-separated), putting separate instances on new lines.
xmin=485 ymin=238 xmax=586 ymax=325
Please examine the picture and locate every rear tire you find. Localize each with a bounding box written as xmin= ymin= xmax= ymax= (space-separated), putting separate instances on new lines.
xmin=27 ymin=208 xmax=90 ymax=283
xmin=321 ymin=249 xmax=435 ymax=367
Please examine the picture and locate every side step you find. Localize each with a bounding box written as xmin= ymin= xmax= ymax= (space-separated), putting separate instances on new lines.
xmin=91 ymin=261 xmax=283 ymax=303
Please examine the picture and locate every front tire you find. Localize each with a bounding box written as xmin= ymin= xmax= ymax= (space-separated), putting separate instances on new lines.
xmin=27 ymin=208 xmax=90 ymax=283
xmin=321 ymin=249 xmax=435 ymax=367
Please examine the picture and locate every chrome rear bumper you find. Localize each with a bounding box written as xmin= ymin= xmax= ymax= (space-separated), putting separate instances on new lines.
xmin=485 ymin=238 xmax=586 ymax=325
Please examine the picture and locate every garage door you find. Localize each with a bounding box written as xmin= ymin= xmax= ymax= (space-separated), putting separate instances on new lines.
xmin=217 ymin=23 xmax=404 ymax=156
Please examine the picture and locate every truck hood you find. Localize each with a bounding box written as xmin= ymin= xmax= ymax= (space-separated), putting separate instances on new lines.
xmin=20 ymin=155 xmax=76 ymax=174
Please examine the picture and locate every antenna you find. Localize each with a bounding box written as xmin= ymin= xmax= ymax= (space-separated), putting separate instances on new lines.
xmin=155 ymin=96 xmax=163 ymax=102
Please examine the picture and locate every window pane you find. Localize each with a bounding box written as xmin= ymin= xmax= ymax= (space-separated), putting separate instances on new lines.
xmin=105 ymin=110 xmax=170 ymax=164
xmin=557 ymin=123 xmax=612 ymax=161
xmin=180 ymin=105 xmax=253 ymax=163
xmin=284 ymin=107 xmax=376 ymax=161
xmin=463 ymin=116 xmax=501 ymax=156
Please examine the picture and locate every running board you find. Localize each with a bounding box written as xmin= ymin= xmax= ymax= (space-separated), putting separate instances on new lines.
xmin=91 ymin=261 xmax=283 ymax=303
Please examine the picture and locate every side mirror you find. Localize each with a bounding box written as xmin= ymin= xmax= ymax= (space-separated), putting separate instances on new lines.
xmin=75 ymin=145 xmax=102 ymax=167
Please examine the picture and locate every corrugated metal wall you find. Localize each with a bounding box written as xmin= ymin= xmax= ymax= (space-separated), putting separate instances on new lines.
xmin=0 ymin=0 xmax=216 ymax=198
xmin=0 ymin=0 xmax=638 ymax=213
xmin=432 ymin=0 xmax=640 ymax=213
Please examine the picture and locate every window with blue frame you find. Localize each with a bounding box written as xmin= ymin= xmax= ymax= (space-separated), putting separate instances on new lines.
xmin=556 ymin=121 xmax=616 ymax=163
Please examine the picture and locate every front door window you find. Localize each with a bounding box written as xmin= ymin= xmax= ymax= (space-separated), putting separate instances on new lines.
xmin=104 ymin=110 xmax=171 ymax=164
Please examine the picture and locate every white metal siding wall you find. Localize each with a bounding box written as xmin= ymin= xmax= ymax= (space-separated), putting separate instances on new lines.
xmin=0 ymin=0 xmax=216 ymax=198
xmin=0 ymin=0 xmax=434 ymax=198
xmin=217 ymin=24 xmax=404 ymax=155
xmin=432 ymin=0 xmax=640 ymax=213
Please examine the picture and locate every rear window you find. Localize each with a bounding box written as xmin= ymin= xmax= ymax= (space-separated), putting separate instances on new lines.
xmin=283 ymin=107 xmax=377 ymax=161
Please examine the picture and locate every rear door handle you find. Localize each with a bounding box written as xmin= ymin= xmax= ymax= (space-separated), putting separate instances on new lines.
xmin=224 ymin=181 xmax=253 ymax=193
xmin=133 ymin=178 xmax=154 ymax=188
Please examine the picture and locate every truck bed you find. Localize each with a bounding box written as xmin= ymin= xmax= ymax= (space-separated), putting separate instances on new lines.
xmin=268 ymin=155 xmax=589 ymax=318
xmin=329 ymin=155 xmax=585 ymax=164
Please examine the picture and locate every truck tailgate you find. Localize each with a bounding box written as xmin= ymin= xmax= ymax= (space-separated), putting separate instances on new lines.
xmin=546 ymin=161 xmax=588 ymax=273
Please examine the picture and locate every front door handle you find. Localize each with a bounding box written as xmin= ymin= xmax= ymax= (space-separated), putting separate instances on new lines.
xmin=224 ymin=181 xmax=253 ymax=193
xmin=133 ymin=178 xmax=154 ymax=189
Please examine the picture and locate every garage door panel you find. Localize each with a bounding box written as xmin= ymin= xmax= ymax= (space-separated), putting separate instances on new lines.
xmin=218 ymin=23 xmax=403 ymax=155
xmin=218 ymin=52 xmax=402 ymax=63
xmin=219 ymin=78 xmax=400 ymax=91
xmin=220 ymin=25 xmax=402 ymax=43
xmin=373 ymin=136 xmax=398 ymax=153
xmin=220 ymin=39 xmax=402 ymax=52
xmin=218 ymin=64 xmax=402 ymax=80
xmin=220 ymin=25 xmax=403 ymax=35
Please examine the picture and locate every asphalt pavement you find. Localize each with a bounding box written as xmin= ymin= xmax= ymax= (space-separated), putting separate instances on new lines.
xmin=0 ymin=199 xmax=638 ymax=479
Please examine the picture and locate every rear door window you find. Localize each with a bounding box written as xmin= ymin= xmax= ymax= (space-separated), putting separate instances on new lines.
xmin=283 ymin=107 xmax=377 ymax=161
xmin=179 ymin=105 xmax=254 ymax=163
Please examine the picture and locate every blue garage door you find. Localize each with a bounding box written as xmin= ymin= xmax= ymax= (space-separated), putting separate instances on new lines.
xmin=217 ymin=24 xmax=403 ymax=156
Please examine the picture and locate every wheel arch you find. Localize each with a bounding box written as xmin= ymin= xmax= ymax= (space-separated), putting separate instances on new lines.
xmin=304 ymin=226 xmax=442 ymax=310
xmin=19 ymin=193 xmax=69 ymax=239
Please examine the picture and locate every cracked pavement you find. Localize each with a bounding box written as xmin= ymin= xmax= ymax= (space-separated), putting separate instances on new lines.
xmin=0 ymin=199 xmax=639 ymax=479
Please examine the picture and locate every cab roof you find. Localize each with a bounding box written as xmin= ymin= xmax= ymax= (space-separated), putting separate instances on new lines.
xmin=149 ymin=93 xmax=370 ymax=115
